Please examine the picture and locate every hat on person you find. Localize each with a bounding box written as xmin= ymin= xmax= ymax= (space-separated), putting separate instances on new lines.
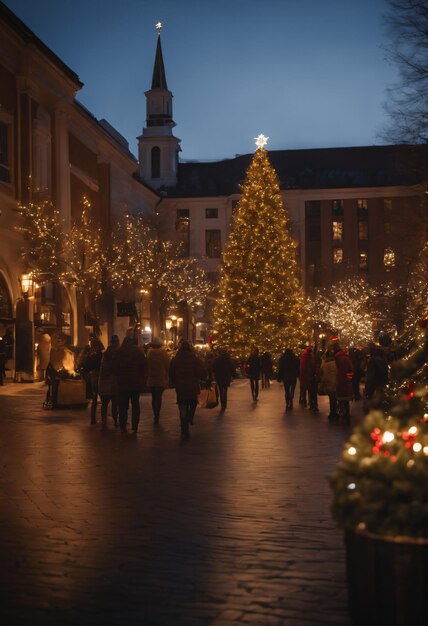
xmin=110 ymin=334 xmax=120 ymax=345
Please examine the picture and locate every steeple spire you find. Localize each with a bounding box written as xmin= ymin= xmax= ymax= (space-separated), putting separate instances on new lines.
xmin=151 ymin=30 xmax=168 ymax=90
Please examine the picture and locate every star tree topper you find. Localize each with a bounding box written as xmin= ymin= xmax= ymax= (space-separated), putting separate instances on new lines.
xmin=156 ymin=22 xmax=162 ymax=34
xmin=254 ymin=134 xmax=269 ymax=149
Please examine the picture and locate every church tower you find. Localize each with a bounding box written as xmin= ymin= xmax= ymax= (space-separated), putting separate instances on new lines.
xmin=138 ymin=23 xmax=181 ymax=189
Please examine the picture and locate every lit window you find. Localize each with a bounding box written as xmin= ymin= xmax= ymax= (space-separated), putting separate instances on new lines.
xmin=206 ymin=229 xmax=221 ymax=258
xmin=333 ymin=248 xmax=343 ymax=264
xmin=359 ymin=251 xmax=368 ymax=270
xmin=176 ymin=209 xmax=189 ymax=232
xmin=358 ymin=221 xmax=368 ymax=240
xmin=384 ymin=248 xmax=396 ymax=268
xmin=357 ymin=199 xmax=368 ymax=210
xmin=0 ymin=121 xmax=11 ymax=184
xmin=205 ymin=208 xmax=218 ymax=219
xmin=332 ymin=221 xmax=343 ymax=240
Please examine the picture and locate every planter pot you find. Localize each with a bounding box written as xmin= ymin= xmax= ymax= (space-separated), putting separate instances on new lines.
xmin=345 ymin=528 xmax=428 ymax=625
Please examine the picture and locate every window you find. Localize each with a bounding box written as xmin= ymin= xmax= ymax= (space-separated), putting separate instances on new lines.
xmin=357 ymin=198 xmax=368 ymax=217
xmin=206 ymin=230 xmax=221 ymax=258
xmin=306 ymin=200 xmax=321 ymax=218
xmin=384 ymin=198 xmax=392 ymax=212
xmin=332 ymin=221 xmax=343 ymax=240
xmin=176 ymin=209 xmax=189 ymax=232
xmin=385 ymin=222 xmax=391 ymax=235
xmin=33 ymin=107 xmax=51 ymax=191
xmin=359 ymin=251 xmax=368 ymax=270
xmin=308 ymin=221 xmax=321 ymax=241
xmin=333 ymin=248 xmax=343 ymax=264
xmin=358 ymin=221 xmax=368 ymax=240
xmin=205 ymin=208 xmax=218 ymax=219
xmin=384 ymin=248 xmax=396 ymax=268
xmin=332 ymin=199 xmax=343 ymax=215
xmin=0 ymin=121 xmax=11 ymax=184
xmin=151 ymin=146 xmax=161 ymax=179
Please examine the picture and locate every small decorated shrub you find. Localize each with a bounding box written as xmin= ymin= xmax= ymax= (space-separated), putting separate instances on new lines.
xmin=329 ymin=395 xmax=428 ymax=539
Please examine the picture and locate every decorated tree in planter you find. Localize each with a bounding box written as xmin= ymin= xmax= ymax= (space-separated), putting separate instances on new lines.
xmin=329 ymin=316 xmax=428 ymax=625
xmin=214 ymin=135 xmax=308 ymax=359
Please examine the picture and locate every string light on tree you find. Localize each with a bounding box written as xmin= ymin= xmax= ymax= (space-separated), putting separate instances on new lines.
xmin=213 ymin=136 xmax=309 ymax=359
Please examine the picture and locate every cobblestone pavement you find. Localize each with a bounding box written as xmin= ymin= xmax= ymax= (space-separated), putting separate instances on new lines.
xmin=0 ymin=378 xmax=362 ymax=625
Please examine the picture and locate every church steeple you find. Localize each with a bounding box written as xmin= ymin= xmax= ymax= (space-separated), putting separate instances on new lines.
xmin=138 ymin=22 xmax=181 ymax=189
xmin=151 ymin=31 xmax=168 ymax=90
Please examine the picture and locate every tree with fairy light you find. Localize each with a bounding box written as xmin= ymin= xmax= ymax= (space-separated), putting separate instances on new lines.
xmin=311 ymin=277 xmax=378 ymax=347
xmin=61 ymin=197 xmax=106 ymax=296
xmin=18 ymin=199 xmax=63 ymax=285
xmin=214 ymin=135 xmax=308 ymax=359
xmin=110 ymin=212 xmax=210 ymax=335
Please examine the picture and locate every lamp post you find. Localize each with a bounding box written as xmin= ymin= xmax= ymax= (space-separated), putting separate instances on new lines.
xmin=15 ymin=273 xmax=35 ymax=382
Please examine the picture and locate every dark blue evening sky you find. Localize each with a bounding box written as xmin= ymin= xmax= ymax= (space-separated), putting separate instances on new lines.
xmin=4 ymin=0 xmax=396 ymax=161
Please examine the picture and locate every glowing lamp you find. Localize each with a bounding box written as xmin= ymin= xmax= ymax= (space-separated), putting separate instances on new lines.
xmin=20 ymin=273 xmax=34 ymax=296
xmin=165 ymin=319 xmax=172 ymax=330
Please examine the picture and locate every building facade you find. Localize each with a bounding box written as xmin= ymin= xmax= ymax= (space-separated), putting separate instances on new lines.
xmin=0 ymin=2 xmax=158 ymax=379
xmin=0 ymin=2 xmax=427 ymax=377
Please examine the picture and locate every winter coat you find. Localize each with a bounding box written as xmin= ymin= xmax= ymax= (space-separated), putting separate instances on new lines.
xmin=212 ymin=351 xmax=235 ymax=386
xmin=277 ymin=350 xmax=300 ymax=382
xmin=98 ymin=345 xmax=119 ymax=396
xmin=300 ymin=347 xmax=316 ymax=388
xmin=246 ymin=353 xmax=261 ymax=379
xmin=365 ymin=349 xmax=389 ymax=399
xmin=147 ymin=346 xmax=170 ymax=388
xmin=335 ymin=350 xmax=354 ymax=400
xmin=319 ymin=354 xmax=337 ymax=394
xmin=115 ymin=342 xmax=148 ymax=393
xmin=169 ymin=344 xmax=206 ymax=402
xmin=260 ymin=352 xmax=273 ymax=376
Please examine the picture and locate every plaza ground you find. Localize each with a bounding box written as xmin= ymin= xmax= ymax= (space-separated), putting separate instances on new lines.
xmin=0 ymin=378 xmax=362 ymax=625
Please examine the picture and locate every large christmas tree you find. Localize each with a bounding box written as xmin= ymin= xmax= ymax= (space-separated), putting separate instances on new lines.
xmin=214 ymin=135 xmax=308 ymax=359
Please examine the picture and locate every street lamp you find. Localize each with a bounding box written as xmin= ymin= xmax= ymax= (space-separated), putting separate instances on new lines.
xmin=20 ymin=273 xmax=34 ymax=297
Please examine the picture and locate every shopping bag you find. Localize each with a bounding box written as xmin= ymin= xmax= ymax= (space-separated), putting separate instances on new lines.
xmin=198 ymin=386 xmax=218 ymax=409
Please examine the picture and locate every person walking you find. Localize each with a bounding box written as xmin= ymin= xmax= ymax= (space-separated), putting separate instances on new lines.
xmin=300 ymin=346 xmax=318 ymax=411
xmin=319 ymin=348 xmax=338 ymax=420
xmin=349 ymin=347 xmax=365 ymax=401
xmin=82 ymin=337 xmax=105 ymax=424
xmin=212 ymin=347 xmax=235 ymax=411
xmin=260 ymin=351 xmax=273 ymax=389
xmin=146 ymin=336 xmax=170 ymax=424
xmin=364 ymin=343 xmax=389 ymax=407
xmin=277 ymin=348 xmax=300 ymax=410
xmin=98 ymin=334 xmax=120 ymax=428
xmin=333 ymin=342 xmax=354 ymax=424
xmin=246 ymin=346 xmax=261 ymax=401
xmin=169 ymin=340 xmax=205 ymax=436
xmin=115 ymin=337 xmax=148 ymax=433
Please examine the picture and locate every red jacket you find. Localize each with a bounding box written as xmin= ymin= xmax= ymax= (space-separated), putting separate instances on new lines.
xmin=300 ymin=347 xmax=316 ymax=388
xmin=335 ymin=350 xmax=353 ymax=400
